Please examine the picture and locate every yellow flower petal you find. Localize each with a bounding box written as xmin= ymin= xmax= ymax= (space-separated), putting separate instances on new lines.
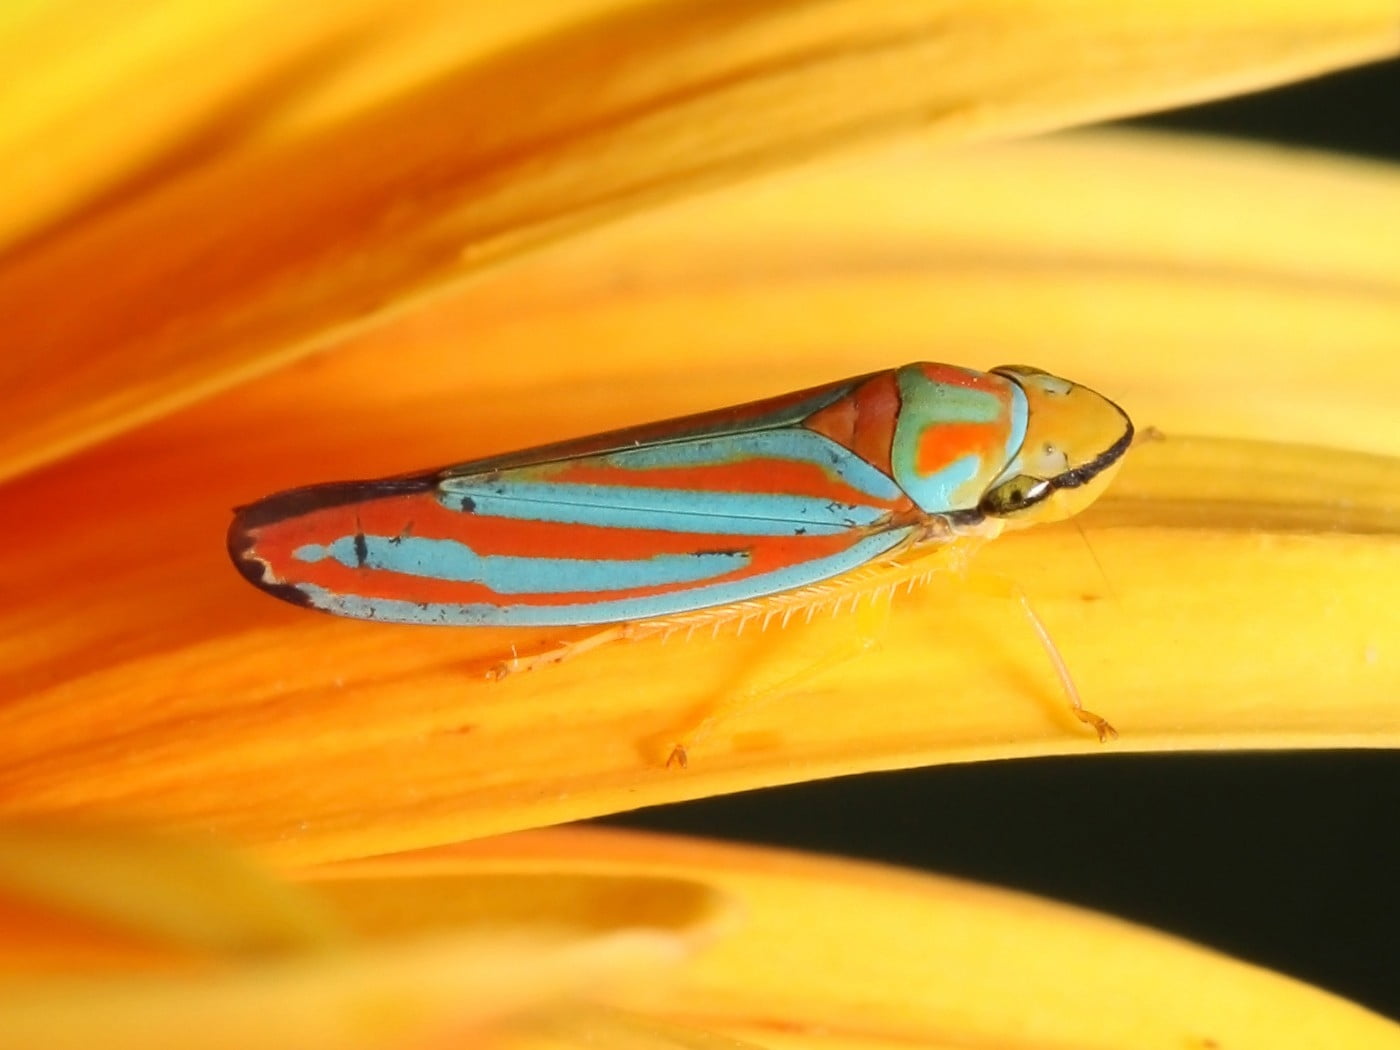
xmin=0 ymin=823 xmax=728 ymax=1050
xmin=1 ymin=133 xmax=1397 ymax=862
xmin=20 ymin=822 xmax=1390 ymax=1049
xmin=3 ymin=3 xmax=1398 ymax=480
xmin=0 ymin=821 xmax=342 ymax=965
xmin=331 ymin=827 xmax=1400 ymax=1050
xmin=0 ymin=2 xmax=608 ymax=246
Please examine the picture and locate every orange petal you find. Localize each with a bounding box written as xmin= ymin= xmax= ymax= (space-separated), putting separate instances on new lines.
xmin=2 ymin=133 xmax=1398 ymax=863
xmin=0 ymin=822 xmax=727 ymax=1049
xmin=0 ymin=821 xmax=342 ymax=970
xmin=3 ymin=3 xmax=1398 ymax=479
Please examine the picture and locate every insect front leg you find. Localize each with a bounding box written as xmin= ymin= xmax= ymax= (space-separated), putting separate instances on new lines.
xmin=957 ymin=569 xmax=1118 ymax=742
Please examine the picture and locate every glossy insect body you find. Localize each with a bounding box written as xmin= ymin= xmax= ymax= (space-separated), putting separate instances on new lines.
xmin=229 ymin=363 xmax=1133 ymax=627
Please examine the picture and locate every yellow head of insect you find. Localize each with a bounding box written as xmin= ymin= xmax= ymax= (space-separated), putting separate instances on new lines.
xmin=978 ymin=366 xmax=1133 ymax=527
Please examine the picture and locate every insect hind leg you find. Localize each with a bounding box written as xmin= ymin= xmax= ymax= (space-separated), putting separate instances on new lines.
xmin=646 ymin=547 xmax=968 ymax=767
xmin=659 ymin=589 xmax=894 ymax=768
xmin=479 ymin=543 xmax=977 ymax=766
xmin=482 ymin=624 xmax=633 ymax=680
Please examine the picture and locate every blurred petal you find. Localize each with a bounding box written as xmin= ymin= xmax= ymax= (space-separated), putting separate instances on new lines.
xmin=0 ymin=821 xmax=342 ymax=968
xmin=0 ymin=1 xmax=370 ymax=247
xmin=0 ymin=823 xmax=727 ymax=1050
xmin=3 ymin=2 xmax=1398 ymax=479
xmin=32 ymin=821 xmax=1390 ymax=1050
xmin=333 ymin=827 xmax=1400 ymax=1050
xmin=1 ymin=133 xmax=1397 ymax=861
xmin=0 ymin=2 xmax=645 ymax=246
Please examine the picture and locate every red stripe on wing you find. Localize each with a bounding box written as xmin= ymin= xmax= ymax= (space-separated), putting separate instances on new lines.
xmin=238 ymin=488 xmax=891 ymax=609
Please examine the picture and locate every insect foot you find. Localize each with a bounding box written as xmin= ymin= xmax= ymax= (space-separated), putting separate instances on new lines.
xmin=1074 ymin=708 xmax=1119 ymax=743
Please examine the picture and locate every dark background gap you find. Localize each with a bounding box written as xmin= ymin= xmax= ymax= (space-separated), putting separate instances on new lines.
xmin=598 ymin=56 xmax=1400 ymax=1019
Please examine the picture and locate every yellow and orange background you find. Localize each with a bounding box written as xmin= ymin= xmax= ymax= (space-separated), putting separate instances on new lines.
xmin=1 ymin=3 xmax=1399 ymax=1047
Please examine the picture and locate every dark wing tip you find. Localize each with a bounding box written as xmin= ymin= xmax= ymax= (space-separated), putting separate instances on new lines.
xmin=226 ymin=502 xmax=319 ymax=610
xmin=227 ymin=476 xmax=436 ymax=609
xmin=230 ymin=476 xmax=436 ymax=529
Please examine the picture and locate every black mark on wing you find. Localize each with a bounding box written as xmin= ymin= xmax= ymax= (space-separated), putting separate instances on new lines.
xmin=353 ymin=527 xmax=369 ymax=568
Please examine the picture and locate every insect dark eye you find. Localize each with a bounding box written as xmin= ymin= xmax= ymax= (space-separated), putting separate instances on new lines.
xmin=980 ymin=474 xmax=1053 ymax=516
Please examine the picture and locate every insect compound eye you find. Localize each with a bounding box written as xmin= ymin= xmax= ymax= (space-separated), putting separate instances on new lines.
xmin=979 ymin=474 xmax=1054 ymax=517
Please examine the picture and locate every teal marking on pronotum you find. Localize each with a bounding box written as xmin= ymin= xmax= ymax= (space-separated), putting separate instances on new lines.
xmin=890 ymin=367 xmax=1029 ymax=512
xmin=294 ymin=536 xmax=753 ymax=594
xmin=292 ymin=528 xmax=915 ymax=627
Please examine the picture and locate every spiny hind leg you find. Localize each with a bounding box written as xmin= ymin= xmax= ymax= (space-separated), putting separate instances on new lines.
xmin=648 ymin=548 xmax=967 ymax=767
xmin=660 ymin=590 xmax=894 ymax=768
xmin=477 ymin=530 xmax=945 ymax=685
xmin=475 ymin=557 xmax=925 ymax=683
xmin=481 ymin=624 xmax=633 ymax=680
xmin=479 ymin=542 xmax=975 ymax=763
xmin=960 ymin=570 xmax=1117 ymax=742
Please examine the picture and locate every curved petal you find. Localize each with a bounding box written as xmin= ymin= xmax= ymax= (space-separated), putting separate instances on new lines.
xmin=2 ymin=3 xmax=1398 ymax=479
xmin=0 ymin=823 xmax=728 ymax=1049
xmin=1 ymin=133 xmax=1397 ymax=861
xmin=12 ymin=823 xmax=1391 ymax=1048
xmin=332 ymin=826 xmax=1400 ymax=1050
xmin=0 ymin=821 xmax=342 ymax=967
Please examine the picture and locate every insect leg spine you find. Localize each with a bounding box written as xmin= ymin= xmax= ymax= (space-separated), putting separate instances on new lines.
xmin=625 ymin=544 xmax=973 ymax=643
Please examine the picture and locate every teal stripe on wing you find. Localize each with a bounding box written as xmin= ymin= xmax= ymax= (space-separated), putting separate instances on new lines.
xmin=438 ymin=429 xmax=903 ymax=534
xmin=438 ymin=486 xmax=883 ymax=535
xmin=294 ymin=536 xmax=749 ymax=594
xmin=292 ymin=527 xmax=915 ymax=626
